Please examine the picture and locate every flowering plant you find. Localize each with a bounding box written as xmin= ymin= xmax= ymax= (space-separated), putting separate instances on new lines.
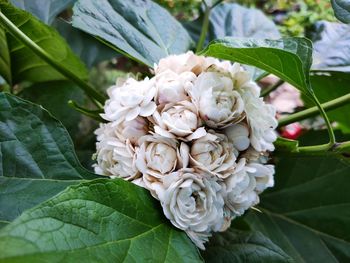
xmin=0 ymin=0 xmax=350 ymax=262
xmin=94 ymin=52 xmax=277 ymax=248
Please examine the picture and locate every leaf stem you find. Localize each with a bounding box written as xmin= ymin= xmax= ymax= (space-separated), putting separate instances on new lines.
xmin=312 ymin=95 xmax=336 ymax=145
xmin=278 ymin=92 xmax=350 ymax=127
xmin=68 ymin=100 xmax=105 ymax=122
xmin=260 ymin=79 xmax=284 ymax=97
xmin=334 ymin=141 xmax=350 ymax=153
xmin=297 ymin=140 xmax=350 ymax=154
xmin=297 ymin=143 xmax=331 ymax=153
xmin=196 ymin=5 xmax=211 ymax=53
xmin=0 ymin=11 xmax=106 ymax=107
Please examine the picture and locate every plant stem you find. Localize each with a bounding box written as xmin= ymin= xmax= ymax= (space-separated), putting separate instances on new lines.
xmin=196 ymin=6 xmax=211 ymax=53
xmin=278 ymin=92 xmax=350 ymax=127
xmin=260 ymin=79 xmax=284 ymax=97
xmin=312 ymin=95 xmax=336 ymax=145
xmin=68 ymin=100 xmax=105 ymax=122
xmin=297 ymin=140 xmax=350 ymax=154
xmin=297 ymin=143 xmax=330 ymax=153
xmin=334 ymin=141 xmax=350 ymax=153
xmin=0 ymin=11 xmax=106 ymax=106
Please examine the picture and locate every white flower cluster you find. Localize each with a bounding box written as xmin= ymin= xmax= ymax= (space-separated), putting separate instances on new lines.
xmin=94 ymin=52 xmax=277 ymax=249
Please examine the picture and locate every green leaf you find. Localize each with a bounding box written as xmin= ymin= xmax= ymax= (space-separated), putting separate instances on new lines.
xmin=308 ymin=71 xmax=350 ymax=133
xmin=71 ymin=0 xmax=193 ymax=67
xmin=19 ymin=81 xmax=84 ymax=140
xmin=54 ymin=19 xmax=118 ymax=68
xmin=0 ymin=179 xmax=202 ymax=263
xmin=0 ymin=92 xmax=97 ymax=222
xmin=201 ymin=37 xmax=313 ymax=97
xmin=202 ymin=228 xmax=293 ymax=262
xmin=9 ymin=0 xmax=75 ymax=24
xmin=331 ymin=0 xmax=350 ymax=24
xmin=0 ymin=0 xmax=88 ymax=84
xmin=245 ymin=154 xmax=350 ymax=262
xmin=185 ymin=3 xmax=280 ymax=45
xmin=0 ymin=221 xmax=8 ymax=228
xmin=0 ymin=25 xmax=10 ymax=84
xmin=0 ymin=178 xmax=78 ymax=224
xmin=311 ymin=21 xmax=350 ymax=72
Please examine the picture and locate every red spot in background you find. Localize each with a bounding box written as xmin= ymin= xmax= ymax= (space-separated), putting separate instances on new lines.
xmin=281 ymin=123 xmax=303 ymax=140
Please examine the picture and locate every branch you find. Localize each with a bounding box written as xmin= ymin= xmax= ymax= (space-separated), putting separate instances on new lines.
xmin=278 ymin=93 xmax=350 ymax=127
xmin=196 ymin=5 xmax=211 ymax=53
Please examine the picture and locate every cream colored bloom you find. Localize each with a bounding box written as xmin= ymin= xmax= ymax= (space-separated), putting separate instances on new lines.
xmin=224 ymin=123 xmax=250 ymax=151
xmin=155 ymin=70 xmax=195 ymax=104
xmin=190 ymin=131 xmax=240 ymax=179
xmin=240 ymin=85 xmax=278 ymax=152
xmin=188 ymin=72 xmax=245 ymax=128
xmin=247 ymin=162 xmax=274 ymax=193
xmin=102 ymin=77 xmax=157 ymax=124
xmin=151 ymin=100 xmax=206 ymax=141
xmin=155 ymin=51 xmax=209 ymax=75
xmin=94 ymin=123 xmax=139 ymax=180
xmin=223 ymin=161 xmax=274 ymax=217
xmin=153 ymin=169 xmax=225 ymax=250
xmin=135 ymin=135 xmax=189 ymax=189
xmin=114 ymin=116 xmax=148 ymax=145
xmin=222 ymin=165 xmax=259 ymax=217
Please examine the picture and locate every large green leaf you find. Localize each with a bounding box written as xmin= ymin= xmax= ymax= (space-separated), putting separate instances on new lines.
xmin=10 ymin=0 xmax=75 ymax=24
xmin=201 ymin=37 xmax=313 ymax=96
xmin=311 ymin=21 xmax=350 ymax=72
xmin=202 ymin=228 xmax=293 ymax=263
xmin=54 ymin=19 xmax=118 ymax=68
xmin=185 ymin=3 xmax=280 ymax=45
xmin=0 ymin=0 xmax=88 ymax=84
xmin=245 ymin=154 xmax=350 ymax=262
xmin=19 ymin=81 xmax=84 ymax=140
xmin=0 ymin=25 xmax=10 ymax=84
xmin=71 ymin=0 xmax=193 ymax=67
xmin=0 ymin=179 xmax=202 ymax=263
xmin=0 ymin=92 xmax=97 ymax=222
xmin=308 ymin=71 xmax=350 ymax=133
xmin=331 ymin=0 xmax=350 ymax=24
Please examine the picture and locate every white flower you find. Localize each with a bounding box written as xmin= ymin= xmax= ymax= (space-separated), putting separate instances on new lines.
xmin=223 ymin=161 xmax=274 ymax=217
xmin=240 ymin=85 xmax=278 ymax=152
xmin=114 ymin=116 xmax=148 ymax=145
xmin=188 ymin=72 xmax=245 ymax=128
xmin=94 ymin=123 xmax=139 ymax=180
xmin=153 ymin=169 xmax=225 ymax=250
xmin=150 ymin=100 xmax=206 ymax=141
xmin=222 ymin=164 xmax=259 ymax=217
xmin=102 ymin=77 xmax=157 ymax=124
xmin=224 ymin=123 xmax=251 ymax=151
xmin=190 ymin=131 xmax=240 ymax=179
xmin=135 ymin=135 xmax=189 ymax=190
xmin=241 ymin=147 xmax=266 ymax=163
xmin=155 ymin=70 xmax=195 ymax=104
xmin=94 ymin=51 xmax=278 ymax=250
xmin=155 ymin=51 xmax=206 ymax=75
xmin=247 ymin=162 xmax=274 ymax=193
xmin=207 ymin=61 xmax=251 ymax=89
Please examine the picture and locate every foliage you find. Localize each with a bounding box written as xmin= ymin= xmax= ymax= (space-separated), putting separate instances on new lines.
xmin=331 ymin=0 xmax=350 ymax=24
xmin=71 ymin=0 xmax=193 ymax=67
xmin=0 ymin=0 xmax=88 ymax=86
xmin=0 ymin=0 xmax=350 ymax=262
xmin=277 ymin=0 xmax=336 ymax=37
